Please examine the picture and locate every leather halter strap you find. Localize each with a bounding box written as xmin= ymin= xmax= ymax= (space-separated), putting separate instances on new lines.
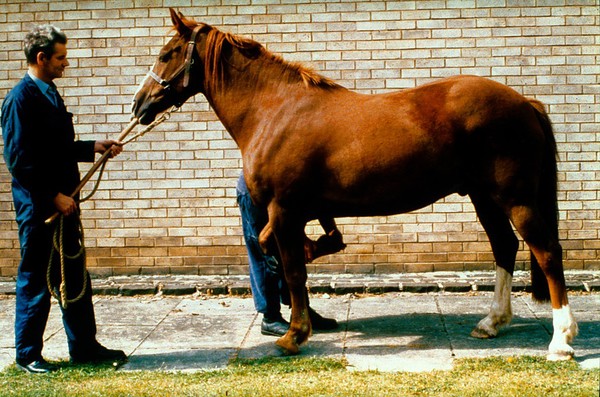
xmin=147 ymin=25 xmax=202 ymax=90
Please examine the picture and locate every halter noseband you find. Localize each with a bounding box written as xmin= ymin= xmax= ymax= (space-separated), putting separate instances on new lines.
xmin=147 ymin=25 xmax=202 ymax=102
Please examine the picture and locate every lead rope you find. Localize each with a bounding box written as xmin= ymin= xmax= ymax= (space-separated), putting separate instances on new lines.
xmin=47 ymin=212 xmax=87 ymax=309
xmin=47 ymin=106 xmax=180 ymax=309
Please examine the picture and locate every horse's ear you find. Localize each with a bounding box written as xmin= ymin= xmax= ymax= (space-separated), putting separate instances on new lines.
xmin=169 ymin=8 xmax=189 ymax=34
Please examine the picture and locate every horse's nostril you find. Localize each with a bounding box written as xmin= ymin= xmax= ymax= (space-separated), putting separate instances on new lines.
xmin=131 ymin=98 xmax=144 ymax=117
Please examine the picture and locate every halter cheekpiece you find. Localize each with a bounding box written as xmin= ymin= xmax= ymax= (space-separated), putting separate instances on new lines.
xmin=147 ymin=25 xmax=202 ymax=104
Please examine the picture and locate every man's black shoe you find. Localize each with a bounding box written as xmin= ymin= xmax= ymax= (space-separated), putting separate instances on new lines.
xmin=309 ymin=307 xmax=338 ymax=330
xmin=16 ymin=358 xmax=56 ymax=374
xmin=261 ymin=317 xmax=290 ymax=336
xmin=70 ymin=344 xmax=127 ymax=365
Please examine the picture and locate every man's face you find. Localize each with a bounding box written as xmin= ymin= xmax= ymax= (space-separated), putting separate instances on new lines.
xmin=39 ymin=42 xmax=69 ymax=81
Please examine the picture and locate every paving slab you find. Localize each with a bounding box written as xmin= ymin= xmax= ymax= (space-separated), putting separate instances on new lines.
xmin=343 ymin=294 xmax=454 ymax=371
xmin=0 ymin=298 xmax=15 ymax=371
xmin=0 ymin=291 xmax=597 ymax=373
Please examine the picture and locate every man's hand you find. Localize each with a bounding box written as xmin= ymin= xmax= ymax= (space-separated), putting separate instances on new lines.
xmin=94 ymin=140 xmax=123 ymax=158
xmin=54 ymin=193 xmax=77 ymax=216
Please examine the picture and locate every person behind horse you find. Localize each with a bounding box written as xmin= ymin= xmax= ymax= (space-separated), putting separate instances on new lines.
xmin=1 ymin=25 xmax=126 ymax=373
xmin=236 ymin=173 xmax=344 ymax=335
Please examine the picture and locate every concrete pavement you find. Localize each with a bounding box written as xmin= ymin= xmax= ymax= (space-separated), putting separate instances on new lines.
xmin=0 ymin=272 xmax=598 ymax=372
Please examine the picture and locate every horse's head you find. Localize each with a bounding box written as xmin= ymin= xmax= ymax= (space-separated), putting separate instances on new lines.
xmin=132 ymin=9 xmax=208 ymax=125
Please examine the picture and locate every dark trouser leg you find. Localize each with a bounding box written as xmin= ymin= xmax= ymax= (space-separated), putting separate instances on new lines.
xmin=49 ymin=215 xmax=98 ymax=356
xmin=15 ymin=270 xmax=51 ymax=363
xmin=237 ymin=189 xmax=284 ymax=318
xmin=14 ymin=223 xmax=52 ymax=363
xmin=61 ymin=274 xmax=98 ymax=356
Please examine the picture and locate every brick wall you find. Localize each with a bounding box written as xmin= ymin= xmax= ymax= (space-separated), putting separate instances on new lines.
xmin=0 ymin=0 xmax=598 ymax=277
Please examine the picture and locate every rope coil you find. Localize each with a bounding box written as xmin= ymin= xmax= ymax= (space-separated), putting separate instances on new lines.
xmin=46 ymin=106 xmax=179 ymax=308
xmin=47 ymin=213 xmax=87 ymax=309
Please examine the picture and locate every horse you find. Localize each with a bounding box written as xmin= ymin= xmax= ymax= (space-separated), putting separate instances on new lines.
xmin=132 ymin=9 xmax=578 ymax=360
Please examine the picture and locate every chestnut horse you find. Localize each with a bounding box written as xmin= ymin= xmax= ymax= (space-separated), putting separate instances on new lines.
xmin=132 ymin=9 xmax=577 ymax=360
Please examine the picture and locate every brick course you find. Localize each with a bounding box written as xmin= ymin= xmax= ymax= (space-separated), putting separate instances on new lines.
xmin=0 ymin=1 xmax=598 ymax=277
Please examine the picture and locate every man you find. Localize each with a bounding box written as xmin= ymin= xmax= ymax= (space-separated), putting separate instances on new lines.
xmin=1 ymin=25 xmax=126 ymax=373
xmin=236 ymin=173 xmax=345 ymax=336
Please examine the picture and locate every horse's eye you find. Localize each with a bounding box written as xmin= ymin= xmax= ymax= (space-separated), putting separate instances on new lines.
xmin=158 ymin=51 xmax=171 ymax=63
xmin=158 ymin=45 xmax=182 ymax=63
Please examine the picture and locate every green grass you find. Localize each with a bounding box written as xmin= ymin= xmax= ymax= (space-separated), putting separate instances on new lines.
xmin=1 ymin=356 xmax=598 ymax=397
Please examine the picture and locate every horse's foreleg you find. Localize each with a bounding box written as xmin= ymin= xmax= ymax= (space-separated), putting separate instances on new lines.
xmin=258 ymin=222 xmax=273 ymax=254
xmin=470 ymin=194 xmax=518 ymax=339
xmin=260 ymin=218 xmax=344 ymax=263
xmin=312 ymin=218 xmax=346 ymax=260
xmin=276 ymin=245 xmax=311 ymax=355
xmin=269 ymin=209 xmax=311 ymax=355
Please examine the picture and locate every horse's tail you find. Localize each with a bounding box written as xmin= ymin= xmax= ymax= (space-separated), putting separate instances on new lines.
xmin=528 ymin=98 xmax=558 ymax=302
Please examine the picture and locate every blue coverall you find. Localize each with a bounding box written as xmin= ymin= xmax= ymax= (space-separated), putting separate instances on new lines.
xmin=2 ymin=73 xmax=100 ymax=364
xmin=236 ymin=173 xmax=290 ymax=319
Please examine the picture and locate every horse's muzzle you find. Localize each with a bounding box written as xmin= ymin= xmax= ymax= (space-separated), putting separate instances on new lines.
xmin=131 ymin=98 xmax=157 ymax=126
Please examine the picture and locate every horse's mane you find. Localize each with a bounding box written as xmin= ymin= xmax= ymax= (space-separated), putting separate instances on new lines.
xmin=178 ymin=19 xmax=341 ymax=92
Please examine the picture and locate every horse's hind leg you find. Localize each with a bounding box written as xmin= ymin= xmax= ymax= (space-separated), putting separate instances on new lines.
xmin=508 ymin=204 xmax=578 ymax=360
xmin=470 ymin=193 xmax=519 ymax=339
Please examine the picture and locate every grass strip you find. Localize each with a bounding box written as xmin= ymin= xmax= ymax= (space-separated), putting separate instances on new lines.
xmin=1 ymin=356 xmax=597 ymax=397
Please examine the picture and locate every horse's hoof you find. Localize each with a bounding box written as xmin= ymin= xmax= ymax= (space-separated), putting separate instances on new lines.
xmin=275 ymin=336 xmax=300 ymax=355
xmin=547 ymin=342 xmax=575 ymax=361
xmin=547 ymin=351 xmax=574 ymax=361
xmin=470 ymin=326 xmax=496 ymax=339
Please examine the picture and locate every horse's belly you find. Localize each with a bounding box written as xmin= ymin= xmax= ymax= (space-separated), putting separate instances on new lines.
xmin=320 ymin=176 xmax=462 ymax=218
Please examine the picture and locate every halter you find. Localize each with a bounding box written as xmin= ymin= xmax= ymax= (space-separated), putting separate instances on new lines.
xmin=147 ymin=25 xmax=202 ymax=104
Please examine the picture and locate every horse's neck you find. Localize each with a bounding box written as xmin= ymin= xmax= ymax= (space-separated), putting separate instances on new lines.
xmin=206 ymin=84 xmax=255 ymax=150
xmin=205 ymin=55 xmax=292 ymax=151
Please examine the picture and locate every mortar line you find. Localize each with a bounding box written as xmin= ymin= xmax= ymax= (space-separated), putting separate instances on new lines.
xmin=127 ymin=297 xmax=184 ymax=358
xmin=340 ymin=297 xmax=352 ymax=364
xmin=519 ymin=295 xmax=552 ymax=336
xmin=231 ymin=311 xmax=258 ymax=362
xmin=434 ymin=294 xmax=456 ymax=358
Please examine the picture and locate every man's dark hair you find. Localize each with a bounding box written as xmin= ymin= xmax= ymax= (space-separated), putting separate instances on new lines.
xmin=23 ymin=25 xmax=67 ymax=64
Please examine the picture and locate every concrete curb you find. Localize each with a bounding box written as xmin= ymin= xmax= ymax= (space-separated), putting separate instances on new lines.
xmin=1 ymin=270 xmax=597 ymax=297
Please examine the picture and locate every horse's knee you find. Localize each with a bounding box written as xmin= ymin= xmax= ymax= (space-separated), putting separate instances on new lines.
xmin=258 ymin=223 xmax=273 ymax=254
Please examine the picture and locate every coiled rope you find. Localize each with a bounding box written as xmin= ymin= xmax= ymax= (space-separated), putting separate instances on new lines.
xmin=46 ymin=106 xmax=179 ymax=308
xmin=47 ymin=213 xmax=87 ymax=308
